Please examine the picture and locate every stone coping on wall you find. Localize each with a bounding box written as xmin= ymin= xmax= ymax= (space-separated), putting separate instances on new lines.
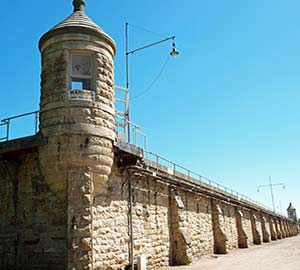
xmin=143 ymin=158 xmax=292 ymax=221
xmin=0 ymin=134 xmax=47 ymax=156
xmin=113 ymin=142 xmax=291 ymax=222
xmin=141 ymin=158 xmax=290 ymax=221
xmin=0 ymin=135 xmax=292 ymax=223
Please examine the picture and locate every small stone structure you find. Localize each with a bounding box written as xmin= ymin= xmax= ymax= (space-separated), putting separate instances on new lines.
xmin=287 ymin=202 xmax=297 ymax=222
xmin=0 ymin=1 xmax=298 ymax=270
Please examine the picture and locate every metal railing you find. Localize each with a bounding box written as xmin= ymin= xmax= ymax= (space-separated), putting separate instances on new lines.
xmin=115 ymin=114 xmax=147 ymax=149
xmin=0 ymin=109 xmax=287 ymax=218
xmin=0 ymin=111 xmax=39 ymax=142
xmin=144 ymin=150 xmax=285 ymax=216
xmin=0 ymin=109 xmax=147 ymax=149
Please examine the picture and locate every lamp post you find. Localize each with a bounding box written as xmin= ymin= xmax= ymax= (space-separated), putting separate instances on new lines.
xmin=257 ymin=176 xmax=285 ymax=213
xmin=125 ymin=22 xmax=179 ymax=143
xmin=125 ymin=22 xmax=179 ymax=270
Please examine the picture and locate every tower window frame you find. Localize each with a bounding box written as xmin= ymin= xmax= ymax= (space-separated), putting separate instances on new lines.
xmin=68 ymin=51 xmax=96 ymax=101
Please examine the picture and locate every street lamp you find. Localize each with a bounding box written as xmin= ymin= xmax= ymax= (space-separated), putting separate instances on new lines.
xmin=257 ymin=176 xmax=285 ymax=213
xmin=124 ymin=22 xmax=179 ymax=270
xmin=125 ymin=22 xmax=179 ymax=142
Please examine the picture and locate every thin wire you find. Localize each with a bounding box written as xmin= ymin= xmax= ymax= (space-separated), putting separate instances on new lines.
xmin=131 ymin=56 xmax=171 ymax=101
xmin=128 ymin=23 xmax=168 ymax=39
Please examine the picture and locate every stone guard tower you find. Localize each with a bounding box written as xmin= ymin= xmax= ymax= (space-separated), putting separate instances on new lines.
xmin=287 ymin=203 xmax=297 ymax=222
xmin=39 ymin=1 xmax=116 ymax=268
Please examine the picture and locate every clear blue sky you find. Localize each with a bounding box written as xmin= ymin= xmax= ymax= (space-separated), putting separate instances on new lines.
xmin=1 ymin=0 xmax=300 ymax=217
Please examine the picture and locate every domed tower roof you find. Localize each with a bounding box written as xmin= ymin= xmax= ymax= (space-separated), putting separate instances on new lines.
xmin=287 ymin=202 xmax=296 ymax=211
xmin=39 ymin=0 xmax=116 ymax=53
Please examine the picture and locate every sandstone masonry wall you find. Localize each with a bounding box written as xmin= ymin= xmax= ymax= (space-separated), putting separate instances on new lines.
xmin=39 ymin=33 xmax=116 ymax=270
xmin=172 ymin=190 xmax=213 ymax=264
xmin=0 ymin=151 xmax=66 ymax=269
xmin=275 ymin=219 xmax=282 ymax=239
xmin=212 ymin=201 xmax=238 ymax=254
xmin=235 ymin=208 xmax=253 ymax=248
xmin=0 ymin=146 xmax=298 ymax=270
xmin=269 ymin=217 xmax=277 ymax=240
xmin=261 ymin=214 xmax=271 ymax=243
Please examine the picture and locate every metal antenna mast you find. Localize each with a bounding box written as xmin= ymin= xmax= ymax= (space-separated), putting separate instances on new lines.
xmin=257 ymin=176 xmax=285 ymax=213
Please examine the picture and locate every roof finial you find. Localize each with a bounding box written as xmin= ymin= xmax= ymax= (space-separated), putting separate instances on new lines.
xmin=73 ymin=0 xmax=86 ymax=12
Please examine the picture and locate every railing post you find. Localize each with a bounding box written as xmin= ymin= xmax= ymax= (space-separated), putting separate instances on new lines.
xmin=133 ymin=126 xmax=136 ymax=145
xmin=6 ymin=120 xmax=10 ymax=141
xmin=133 ymin=149 xmax=271 ymax=214
xmin=126 ymin=120 xmax=130 ymax=143
xmin=35 ymin=112 xmax=39 ymax=134
xmin=173 ymin=163 xmax=176 ymax=179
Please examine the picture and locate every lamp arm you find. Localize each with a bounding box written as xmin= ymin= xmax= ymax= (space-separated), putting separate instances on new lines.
xmin=257 ymin=183 xmax=285 ymax=189
xmin=257 ymin=184 xmax=271 ymax=188
xmin=272 ymin=183 xmax=285 ymax=187
xmin=127 ymin=36 xmax=176 ymax=55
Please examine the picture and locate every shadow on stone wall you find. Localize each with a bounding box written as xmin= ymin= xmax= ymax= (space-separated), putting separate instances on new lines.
xmin=0 ymin=151 xmax=67 ymax=270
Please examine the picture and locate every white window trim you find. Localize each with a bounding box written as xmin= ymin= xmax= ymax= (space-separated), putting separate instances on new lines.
xmin=67 ymin=50 xmax=96 ymax=101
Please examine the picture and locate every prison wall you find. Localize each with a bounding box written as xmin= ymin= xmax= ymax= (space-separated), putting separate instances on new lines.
xmin=0 ymin=142 xmax=298 ymax=270
xmin=0 ymin=150 xmax=66 ymax=270
xmin=261 ymin=214 xmax=271 ymax=242
xmin=235 ymin=208 xmax=253 ymax=248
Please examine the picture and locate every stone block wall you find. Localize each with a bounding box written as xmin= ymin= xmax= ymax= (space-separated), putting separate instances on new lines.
xmin=279 ymin=220 xmax=287 ymax=238
xmin=261 ymin=215 xmax=271 ymax=243
xmin=39 ymin=32 xmax=116 ymax=270
xmin=170 ymin=190 xmax=213 ymax=265
xmin=275 ymin=219 xmax=282 ymax=239
xmin=88 ymin=165 xmax=172 ymax=270
xmin=269 ymin=217 xmax=277 ymax=240
xmin=0 ymin=145 xmax=298 ymax=270
xmin=235 ymin=208 xmax=253 ymax=248
xmin=91 ymin=167 xmax=129 ymax=270
xmin=0 ymin=151 xmax=66 ymax=270
xmin=131 ymin=176 xmax=170 ymax=269
xmin=251 ymin=212 xmax=262 ymax=245
xmin=212 ymin=201 xmax=238 ymax=254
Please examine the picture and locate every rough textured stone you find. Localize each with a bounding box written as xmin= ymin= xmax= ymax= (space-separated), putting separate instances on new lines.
xmin=251 ymin=212 xmax=262 ymax=245
xmin=212 ymin=201 xmax=238 ymax=254
xmin=170 ymin=190 xmax=213 ymax=265
xmin=0 ymin=150 xmax=298 ymax=269
xmin=269 ymin=217 xmax=278 ymax=240
xmin=261 ymin=215 xmax=271 ymax=243
xmin=235 ymin=208 xmax=253 ymax=248
xmin=0 ymin=152 xmax=66 ymax=269
xmin=1 ymin=3 xmax=298 ymax=268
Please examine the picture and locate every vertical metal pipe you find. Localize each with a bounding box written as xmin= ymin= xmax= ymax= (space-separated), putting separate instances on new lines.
xmin=133 ymin=127 xmax=137 ymax=146
xmin=35 ymin=112 xmax=38 ymax=133
xmin=173 ymin=164 xmax=176 ymax=179
xmin=125 ymin=22 xmax=129 ymax=93
xmin=125 ymin=22 xmax=131 ymax=143
xmin=269 ymin=176 xmax=276 ymax=213
xmin=128 ymin=173 xmax=134 ymax=270
xmin=6 ymin=120 xmax=10 ymax=141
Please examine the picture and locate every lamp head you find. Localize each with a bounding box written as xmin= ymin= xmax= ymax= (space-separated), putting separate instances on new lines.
xmin=170 ymin=43 xmax=179 ymax=57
